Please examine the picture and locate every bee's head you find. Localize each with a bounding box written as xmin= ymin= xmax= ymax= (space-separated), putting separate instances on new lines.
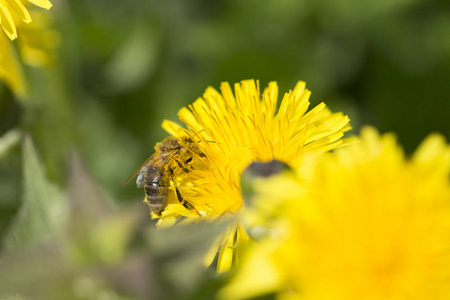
xmin=156 ymin=136 xmax=180 ymax=153
xmin=181 ymin=136 xmax=206 ymax=158
xmin=181 ymin=136 xmax=194 ymax=144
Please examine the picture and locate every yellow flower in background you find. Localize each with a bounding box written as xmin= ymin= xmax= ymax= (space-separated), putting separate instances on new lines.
xmin=0 ymin=0 xmax=52 ymax=40
xmin=0 ymin=31 xmax=25 ymax=96
xmin=16 ymin=9 xmax=59 ymax=67
xmin=154 ymin=79 xmax=352 ymax=271
xmin=0 ymin=6 xmax=58 ymax=97
xmin=220 ymin=127 xmax=450 ymax=300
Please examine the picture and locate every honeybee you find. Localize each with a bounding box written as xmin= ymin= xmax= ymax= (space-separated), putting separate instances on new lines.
xmin=124 ymin=136 xmax=206 ymax=216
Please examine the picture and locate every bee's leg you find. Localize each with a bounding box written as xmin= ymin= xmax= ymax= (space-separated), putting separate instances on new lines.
xmin=170 ymin=169 xmax=199 ymax=215
xmin=175 ymin=158 xmax=190 ymax=173
xmin=174 ymin=186 xmax=193 ymax=210
xmin=184 ymin=156 xmax=195 ymax=171
xmin=182 ymin=155 xmax=202 ymax=171
xmin=174 ymin=185 xmax=200 ymax=216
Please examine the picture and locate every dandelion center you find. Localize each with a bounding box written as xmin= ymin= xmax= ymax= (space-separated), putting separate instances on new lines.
xmin=225 ymin=145 xmax=254 ymax=174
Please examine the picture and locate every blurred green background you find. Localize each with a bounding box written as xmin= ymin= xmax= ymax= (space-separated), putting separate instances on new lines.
xmin=0 ymin=0 xmax=449 ymax=297
xmin=2 ymin=0 xmax=450 ymax=240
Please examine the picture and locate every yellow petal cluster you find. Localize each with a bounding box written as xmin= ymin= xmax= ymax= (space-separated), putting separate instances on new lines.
xmin=16 ymin=9 xmax=59 ymax=67
xmin=0 ymin=0 xmax=52 ymax=40
xmin=0 ymin=31 xmax=25 ymax=96
xmin=0 ymin=5 xmax=57 ymax=97
xmin=162 ymin=80 xmax=351 ymax=217
xmin=220 ymin=127 xmax=450 ymax=299
xmin=156 ymin=80 xmax=352 ymax=270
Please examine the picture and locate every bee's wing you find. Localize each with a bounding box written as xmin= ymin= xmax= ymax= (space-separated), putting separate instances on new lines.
xmin=142 ymin=156 xmax=168 ymax=184
xmin=142 ymin=150 xmax=179 ymax=185
xmin=123 ymin=153 xmax=157 ymax=186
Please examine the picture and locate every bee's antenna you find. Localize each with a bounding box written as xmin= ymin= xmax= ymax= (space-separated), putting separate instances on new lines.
xmin=189 ymin=129 xmax=217 ymax=145
xmin=191 ymin=129 xmax=206 ymax=139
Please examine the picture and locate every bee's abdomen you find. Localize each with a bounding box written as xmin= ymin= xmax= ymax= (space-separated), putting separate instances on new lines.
xmin=144 ymin=170 xmax=169 ymax=216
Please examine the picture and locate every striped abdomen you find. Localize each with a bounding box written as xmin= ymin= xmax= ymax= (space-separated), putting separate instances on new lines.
xmin=144 ymin=166 xmax=170 ymax=216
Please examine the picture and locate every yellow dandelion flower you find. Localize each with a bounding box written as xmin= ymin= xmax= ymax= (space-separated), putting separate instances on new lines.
xmin=0 ymin=0 xmax=52 ymax=40
xmin=0 ymin=6 xmax=57 ymax=97
xmin=220 ymin=127 xmax=450 ymax=299
xmin=146 ymin=79 xmax=351 ymax=271
xmin=0 ymin=30 xmax=25 ymax=96
xmin=16 ymin=9 xmax=59 ymax=66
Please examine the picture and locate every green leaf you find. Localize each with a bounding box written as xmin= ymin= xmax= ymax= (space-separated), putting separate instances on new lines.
xmin=148 ymin=218 xmax=234 ymax=296
xmin=68 ymin=206 xmax=146 ymax=265
xmin=67 ymin=151 xmax=113 ymax=224
xmin=0 ymin=129 xmax=22 ymax=159
xmin=66 ymin=151 xmax=116 ymax=263
xmin=0 ymin=244 xmax=71 ymax=299
xmin=3 ymin=135 xmax=66 ymax=248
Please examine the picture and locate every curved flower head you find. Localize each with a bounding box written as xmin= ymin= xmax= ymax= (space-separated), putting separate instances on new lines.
xmin=151 ymin=79 xmax=352 ymax=270
xmin=0 ymin=0 xmax=52 ymax=40
xmin=161 ymin=80 xmax=351 ymax=217
xmin=220 ymin=127 xmax=450 ymax=299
